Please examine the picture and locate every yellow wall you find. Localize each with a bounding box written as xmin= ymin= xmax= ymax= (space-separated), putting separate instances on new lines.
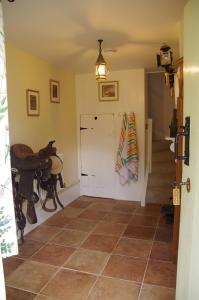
xmin=6 ymin=44 xmax=78 ymax=187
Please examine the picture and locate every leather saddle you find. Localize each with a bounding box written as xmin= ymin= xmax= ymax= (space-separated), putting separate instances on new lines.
xmin=11 ymin=144 xmax=52 ymax=199
xmin=11 ymin=141 xmax=64 ymax=241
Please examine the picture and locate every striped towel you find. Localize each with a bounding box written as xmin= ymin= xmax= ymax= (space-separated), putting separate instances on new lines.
xmin=115 ymin=112 xmax=139 ymax=184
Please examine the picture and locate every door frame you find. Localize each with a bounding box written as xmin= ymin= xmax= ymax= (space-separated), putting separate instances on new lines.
xmin=172 ymin=58 xmax=184 ymax=262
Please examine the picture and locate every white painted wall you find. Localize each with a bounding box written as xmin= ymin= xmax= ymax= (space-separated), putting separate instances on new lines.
xmin=76 ymin=69 xmax=146 ymax=203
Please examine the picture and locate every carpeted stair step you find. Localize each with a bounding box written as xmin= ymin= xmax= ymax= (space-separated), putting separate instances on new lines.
xmin=146 ymin=139 xmax=175 ymax=205
xmin=152 ymin=150 xmax=175 ymax=163
xmin=152 ymin=140 xmax=172 ymax=153
xmin=146 ymin=186 xmax=172 ymax=204
xmin=152 ymin=161 xmax=175 ymax=175
xmin=147 ymin=175 xmax=174 ymax=188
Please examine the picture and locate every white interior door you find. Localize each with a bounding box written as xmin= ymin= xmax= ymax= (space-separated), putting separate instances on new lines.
xmin=176 ymin=1 xmax=199 ymax=299
xmin=80 ymin=114 xmax=115 ymax=198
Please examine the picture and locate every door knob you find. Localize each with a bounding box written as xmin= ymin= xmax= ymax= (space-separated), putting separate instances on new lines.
xmin=174 ymin=178 xmax=191 ymax=192
xmin=180 ymin=178 xmax=191 ymax=192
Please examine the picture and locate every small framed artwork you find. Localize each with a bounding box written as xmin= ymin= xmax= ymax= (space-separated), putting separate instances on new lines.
xmin=50 ymin=79 xmax=60 ymax=103
xmin=26 ymin=89 xmax=40 ymax=116
xmin=98 ymin=81 xmax=119 ymax=101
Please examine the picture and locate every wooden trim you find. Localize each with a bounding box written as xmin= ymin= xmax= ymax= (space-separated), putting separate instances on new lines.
xmin=176 ymin=57 xmax=183 ymax=65
xmin=172 ymin=57 xmax=184 ymax=263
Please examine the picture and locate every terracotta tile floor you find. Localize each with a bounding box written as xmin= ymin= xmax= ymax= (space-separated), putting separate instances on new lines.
xmin=3 ymin=196 xmax=176 ymax=300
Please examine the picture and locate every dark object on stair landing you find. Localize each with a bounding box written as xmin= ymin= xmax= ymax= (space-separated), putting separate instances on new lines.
xmin=11 ymin=140 xmax=64 ymax=242
xmin=161 ymin=204 xmax=174 ymax=224
xmin=169 ymin=108 xmax=178 ymax=138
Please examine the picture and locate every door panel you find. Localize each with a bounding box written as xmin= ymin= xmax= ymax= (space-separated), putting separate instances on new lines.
xmin=172 ymin=94 xmax=183 ymax=262
xmin=176 ymin=0 xmax=199 ymax=299
xmin=80 ymin=114 xmax=115 ymax=198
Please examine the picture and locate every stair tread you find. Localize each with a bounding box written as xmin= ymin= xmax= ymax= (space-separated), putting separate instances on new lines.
xmin=146 ymin=139 xmax=175 ymax=205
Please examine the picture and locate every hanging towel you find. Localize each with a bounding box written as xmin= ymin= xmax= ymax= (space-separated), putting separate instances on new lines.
xmin=115 ymin=112 xmax=139 ymax=184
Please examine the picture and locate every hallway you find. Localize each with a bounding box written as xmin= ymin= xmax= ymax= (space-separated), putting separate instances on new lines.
xmin=3 ymin=197 xmax=176 ymax=300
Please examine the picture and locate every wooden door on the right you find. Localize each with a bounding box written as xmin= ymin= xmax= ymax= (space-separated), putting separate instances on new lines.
xmin=172 ymin=57 xmax=183 ymax=262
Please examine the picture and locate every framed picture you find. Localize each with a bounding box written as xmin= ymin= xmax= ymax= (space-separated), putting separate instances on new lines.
xmin=26 ymin=89 xmax=40 ymax=116
xmin=98 ymin=81 xmax=119 ymax=101
xmin=50 ymin=79 xmax=60 ymax=103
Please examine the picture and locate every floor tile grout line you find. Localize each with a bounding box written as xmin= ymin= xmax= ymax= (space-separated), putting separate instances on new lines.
xmin=13 ymin=242 xmax=172 ymax=286
xmin=12 ymin=200 xmax=98 ymax=298
xmin=6 ymin=261 xmax=59 ymax=296
xmin=139 ymin=282 xmax=176 ymax=290
xmin=108 ymin=252 xmax=151 ymax=261
xmin=61 ymin=265 xmax=102 ymax=277
xmin=37 ymin=213 xmax=111 ymax=299
xmin=17 ymin=239 xmax=48 ymax=260
xmin=101 ymin=205 xmax=141 ymax=262
xmin=114 ymin=235 xmax=155 ymax=242
xmin=89 ymin=206 xmax=140 ymax=287
xmin=7 ymin=200 xmax=95 ymax=296
xmin=5 ymin=283 xmax=38 ymax=295
xmin=137 ymin=213 xmax=161 ymax=299
xmin=85 ymin=276 xmax=100 ymax=300
xmin=18 ymin=238 xmax=172 ymax=267
xmin=100 ymin=274 xmax=141 ymax=285
xmin=7 ymin=199 xmax=164 ymax=299
xmin=38 ymin=266 xmax=63 ymax=297
xmin=62 ymin=221 xmax=102 ymax=266
xmin=42 ymin=219 xmax=101 ymax=249
xmin=37 ymin=229 xmax=84 ymax=298
xmin=27 ymin=232 xmax=62 ymax=259
xmin=36 ymin=217 xmax=102 ymax=297
xmin=108 ymin=203 xmax=142 ymax=256
xmin=83 ymin=207 xmax=137 ymax=300
xmin=34 ymin=200 xmax=94 ymax=228
xmin=98 ymin=206 xmax=147 ymax=291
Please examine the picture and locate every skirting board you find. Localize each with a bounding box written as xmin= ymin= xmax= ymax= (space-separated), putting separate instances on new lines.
xmin=22 ymin=182 xmax=80 ymax=236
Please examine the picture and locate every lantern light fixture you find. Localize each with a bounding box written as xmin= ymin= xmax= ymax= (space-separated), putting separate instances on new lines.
xmin=156 ymin=44 xmax=175 ymax=96
xmin=157 ymin=44 xmax=173 ymax=71
xmin=95 ymin=39 xmax=108 ymax=81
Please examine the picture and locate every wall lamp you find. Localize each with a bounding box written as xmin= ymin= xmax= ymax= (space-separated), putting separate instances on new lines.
xmin=157 ymin=44 xmax=175 ymax=96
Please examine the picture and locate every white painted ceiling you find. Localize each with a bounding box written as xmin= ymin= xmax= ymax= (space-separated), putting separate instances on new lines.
xmin=2 ymin=0 xmax=186 ymax=73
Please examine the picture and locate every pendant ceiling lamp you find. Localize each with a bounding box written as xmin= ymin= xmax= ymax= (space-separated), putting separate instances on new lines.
xmin=95 ymin=39 xmax=108 ymax=81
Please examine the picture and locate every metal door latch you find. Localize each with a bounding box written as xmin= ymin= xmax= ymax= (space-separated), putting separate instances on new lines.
xmin=174 ymin=178 xmax=191 ymax=193
xmin=175 ymin=116 xmax=190 ymax=165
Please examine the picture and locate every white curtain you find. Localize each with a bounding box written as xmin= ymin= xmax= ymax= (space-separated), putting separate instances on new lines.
xmin=0 ymin=1 xmax=18 ymax=258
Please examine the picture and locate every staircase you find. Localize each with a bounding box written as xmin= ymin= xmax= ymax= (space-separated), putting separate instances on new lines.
xmin=146 ymin=140 xmax=175 ymax=205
